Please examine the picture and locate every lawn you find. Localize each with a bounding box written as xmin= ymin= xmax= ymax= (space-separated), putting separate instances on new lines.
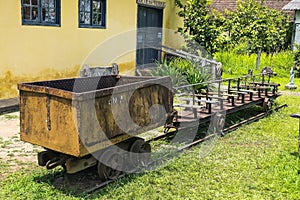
xmin=0 ymin=90 xmax=300 ymax=199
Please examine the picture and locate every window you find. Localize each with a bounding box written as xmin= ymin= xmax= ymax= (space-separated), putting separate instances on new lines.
xmin=21 ymin=0 xmax=60 ymax=26
xmin=79 ymin=0 xmax=106 ymax=28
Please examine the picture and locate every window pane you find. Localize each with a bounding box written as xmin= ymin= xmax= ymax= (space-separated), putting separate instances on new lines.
xmin=93 ymin=13 xmax=101 ymax=25
xmin=32 ymin=0 xmax=38 ymax=5
xmin=42 ymin=0 xmax=49 ymax=8
xmin=32 ymin=7 xmax=38 ymax=20
xmin=23 ymin=0 xmax=31 ymax=4
xmin=49 ymin=0 xmax=55 ymax=8
xmin=93 ymin=0 xmax=100 ymax=10
xmin=85 ymin=12 xmax=90 ymax=24
xmin=42 ymin=7 xmax=46 ymax=21
xmin=79 ymin=12 xmax=91 ymax=24
xmin=24 ymin=6 xmax=31 ymax=20
xmin=41 ymin=0 xmax=56 ymax=23
xmin=85 ymin=0 xmax=90 ymax=12
xmin=92 ymin=0 xmax=102 ymax=25
xmin=93 ymin=1 xmax=100 ymax=14
xmin=80 ymin=12 xmax=85 ymax=23
xmin=42 ymin=9 xmax=56 ymax=22
xmin=79 ymin=0 xmax=84 ymax=11
xmin=49 ymin=9 xmax=56 ymax=22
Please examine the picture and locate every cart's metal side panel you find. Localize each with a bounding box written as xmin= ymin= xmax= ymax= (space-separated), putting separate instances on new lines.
xmin=78 ymin=81 xmax=172 ymax=156
xmin=19 ymin=91 xmax=80 ymax=156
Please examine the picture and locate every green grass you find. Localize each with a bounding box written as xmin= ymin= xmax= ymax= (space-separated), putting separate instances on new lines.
xmin=0 ymin=94 xmax=300 ymax=199
xmin=215 ymin=50 xmax=294 ymax=78
xmin=222 ymin=72 xmax=300 ymax=93
xmin=6 ymin=153 xmax=14 ymax=157
xmin=1 ymin=140 xmax=12 ymax=148
xmin=3 ymin=114 xmax=19 ymax=120
xmin=272 ymin=77 xmax=300 ymax=92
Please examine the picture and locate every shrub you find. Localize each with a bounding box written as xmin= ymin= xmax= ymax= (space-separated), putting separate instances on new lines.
xmin=151 ymin=58 xmax=213 ymax=93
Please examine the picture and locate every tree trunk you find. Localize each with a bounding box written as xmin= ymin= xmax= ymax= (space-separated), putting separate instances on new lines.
xmin=256 ymin=49 xmax=261 ymax=70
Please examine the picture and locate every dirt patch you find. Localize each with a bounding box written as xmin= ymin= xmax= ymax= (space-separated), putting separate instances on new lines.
xmin=280 ymin=91 xmax=300 ymax=96
xmin=0 ymin=112 xmax=42 ymax=177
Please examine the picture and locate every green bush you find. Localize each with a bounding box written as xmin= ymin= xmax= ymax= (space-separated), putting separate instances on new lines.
xmin=151 ymin=58 xmax=213 ymax=93
xmin=293 ymin=44 xmax=300 ymax=67
xmin=151 ymin=60 xmax=188 ymax=87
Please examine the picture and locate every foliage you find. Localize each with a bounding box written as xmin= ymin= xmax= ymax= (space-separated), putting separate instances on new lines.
xmin=150 ymin=60 xmax=188 ymax=87
xmin=215 ymin=50 xmax=294 ymax=77
xmin=294 ymin=44 xmax=300 ymax=67
xmin=226 ymin=0 xmax=289 ymax=54
xmin=175 ymin=0 xmax=290 ymax=70
xmin=151 ymin=58 xmax=213 ymax=93
xmin=225 ymin=0 xmax=290 ymax=68
xmin=175 ymin=0 xmax=227 ymax=55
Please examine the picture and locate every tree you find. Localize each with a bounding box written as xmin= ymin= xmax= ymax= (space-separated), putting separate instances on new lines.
xmin=226 ymin=0 xmax=290 ymax=69
xmin=175 ymin=0 xmax=227 ymax=56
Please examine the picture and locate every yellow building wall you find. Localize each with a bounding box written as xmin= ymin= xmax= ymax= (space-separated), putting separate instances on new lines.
xmin=163 ymin=0 xmax=185 ymax=49
xmin=0 ymin=0 xmax=183 ymax=98
xmin=0 ymin=0 xmax=138 ymax=77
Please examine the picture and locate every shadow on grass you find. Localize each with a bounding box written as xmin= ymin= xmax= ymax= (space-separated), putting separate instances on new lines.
xmin=290 ymin=151 xmax=299 ymax=158
xmin=33 ymin=166 xmax=147 ymax=198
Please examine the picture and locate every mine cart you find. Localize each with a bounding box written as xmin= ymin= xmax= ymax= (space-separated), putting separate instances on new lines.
xmin=18 ymin=75 xmax=173 ymax=180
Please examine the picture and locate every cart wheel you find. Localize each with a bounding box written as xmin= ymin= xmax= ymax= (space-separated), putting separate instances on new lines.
xmin=213 ymin=113 xmax=225 ymax=136
xmin=97 ymin=149 xmax=124 ymax=181
xmin=129 ymin=139 xmax=151 ymax=169
xmin=263 ymin=98 xmax=271 ymax=112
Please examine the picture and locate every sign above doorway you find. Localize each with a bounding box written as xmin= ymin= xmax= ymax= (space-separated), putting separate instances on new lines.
xmin=136 ymin=0 xmax=166 ymax=9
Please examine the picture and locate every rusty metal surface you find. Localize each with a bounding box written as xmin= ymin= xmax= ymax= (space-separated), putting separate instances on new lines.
xmin=175 ymin=91 xmax=280 ymax=123
xmin=18 ymin=75 xmax=173 ymax=157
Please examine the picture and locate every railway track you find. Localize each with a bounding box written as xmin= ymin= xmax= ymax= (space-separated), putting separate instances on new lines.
xmin=0 ymin=98 xmax=287 ymax=194
xmin=73 ymin=103 xmax=287 ymax=195
xmin=0 ymin=97 xmax=19 ymax=114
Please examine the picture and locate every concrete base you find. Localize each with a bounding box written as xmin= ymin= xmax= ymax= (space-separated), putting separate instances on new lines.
xmin=285 ymin=83 xmax=297 ymax=89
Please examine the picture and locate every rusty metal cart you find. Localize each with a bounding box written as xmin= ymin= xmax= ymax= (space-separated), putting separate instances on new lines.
xmin=18 ymin=75 xmax=173 ymax=180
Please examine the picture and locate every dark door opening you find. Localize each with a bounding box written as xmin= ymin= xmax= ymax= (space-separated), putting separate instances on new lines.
xmin=136 ymin=6 xmax=163 ymax=69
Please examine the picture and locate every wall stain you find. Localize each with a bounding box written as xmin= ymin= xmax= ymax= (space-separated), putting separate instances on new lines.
xmin=1 ymin=62 xmax=137 ymax=99
xmin=117 ymin=61 xmax=135 ymax=75
xmin=0 ymin=65 xmax=81 ymax=99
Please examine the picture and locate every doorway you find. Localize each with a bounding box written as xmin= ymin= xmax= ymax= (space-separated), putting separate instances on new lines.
xmin=136 ymin=6 xmax=163 ymax=69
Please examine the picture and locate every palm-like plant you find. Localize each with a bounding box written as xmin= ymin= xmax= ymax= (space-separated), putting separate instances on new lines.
xmin=151 ymin=58 xmax=213 ymax=93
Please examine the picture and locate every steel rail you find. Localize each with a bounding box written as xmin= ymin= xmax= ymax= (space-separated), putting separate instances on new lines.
xmin=0 ymin=97 xmax=19 ymax=114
